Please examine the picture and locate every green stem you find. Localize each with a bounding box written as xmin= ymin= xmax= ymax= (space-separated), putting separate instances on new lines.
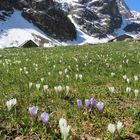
xmin=112 ymin=133 xmax=114 ymax=140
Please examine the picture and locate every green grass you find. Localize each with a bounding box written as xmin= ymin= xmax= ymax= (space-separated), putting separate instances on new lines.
xmin=0 ymin=42 xmax=140 ymax=139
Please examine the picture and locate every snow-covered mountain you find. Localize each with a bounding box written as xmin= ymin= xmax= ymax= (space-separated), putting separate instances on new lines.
xmin=0 ymin=0 xmax=140 ymax=48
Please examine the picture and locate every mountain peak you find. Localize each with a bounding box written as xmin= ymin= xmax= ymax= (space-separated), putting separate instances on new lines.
xmin=0 ymin=0 xmax=140 ymax=48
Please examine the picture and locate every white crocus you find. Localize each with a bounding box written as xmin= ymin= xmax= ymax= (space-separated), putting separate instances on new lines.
xmin=41 ymin=78 xmax=44 ymax=82
xmin=43 ymin=85 xmax=48 ymax=91
xmin=20 ymin=68 xmax=22 ymax=72
xmin=66 ymin=75 xmax=69 ymax=79
xmin=75 ymin=74 xmax=78 ymax=80
xmin=59 ymin=71 xmax=63 ymax=75
xmin=123 ymin=75 xmax=127 ymax=80
xmin=108 ymin=87 xmax=115 ymax=93
xmin=126 ymin=78 xmax=130 ymax=84
xmin=66 ymin=86 xmax=70 ymax=94
xmin=6 ymin=98 xmax=17 ymax=111
xmin=36 ymin=84 xmax=41 ymax=90
xmin=126 ymin=87 xmax=131 ymax=93
xmin=79 ymin=74 xmax=83 ymax=80
xmin=29 ymin=82 xmax=33 ymax=89
xmin=111 ymin=72 xmax=115 ymax=77
xmin=64 ymin=69 xmax=68 ymax=74
xmin=134 ymin=89 xmax=139 ymax=98
xmin=134 ymin=76 xmax=138 ymax=81
xmin=54 ymin=85 xmax=63 ymax=93
xmin=59 ymin=118 xmax=70 ymax=140
xmin=108 ymin=123 xmax=116 ymax=134
xmin=116 ymin=121 xmax=123 ymax=131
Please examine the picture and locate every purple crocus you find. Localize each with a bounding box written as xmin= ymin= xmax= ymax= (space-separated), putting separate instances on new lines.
xmin=85 ymin=99 xmax=90 ymax=109
xmin=77 ymin=99 xmax=82 ymax=109
xmin=28 ymin=106 xmax=38 ymax=119
xmin=96 ymin=102 xmax=104 ymax=112
xmin=90 ymin=98 xmax=96 ymax=108
xmin=40 ymin=112 xmax=49 ymax=126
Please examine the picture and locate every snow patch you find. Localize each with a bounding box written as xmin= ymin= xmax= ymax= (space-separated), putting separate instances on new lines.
xmin=0 ymin=10 xmax=58 ymax=49
xmin=61 ymin=15 xmax=113 ymax=46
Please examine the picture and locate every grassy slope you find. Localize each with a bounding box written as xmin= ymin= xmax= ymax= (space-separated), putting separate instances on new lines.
xmin=0 ymin=42 xmax=140 ymax=139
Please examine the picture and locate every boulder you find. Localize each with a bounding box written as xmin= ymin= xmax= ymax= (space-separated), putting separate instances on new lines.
xmin=124 ymin=23 xmax=140 ymax=33
xmin=109 ymin=34 xmax=133 ymax=42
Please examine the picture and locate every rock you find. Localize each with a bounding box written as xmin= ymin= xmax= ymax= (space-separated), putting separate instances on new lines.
xmin=69 ymin=0 xmax=122 ymax=38
xmin=117 ymin=0 xmax=133 ymax=18
xmin=22 ymin=7 xmax=76 ymax=41
xmin=133 ymin=37 xmax=140 ymax=43
xmin=109 ymin=34 xmax=133 ymax=42
xmin=15 ymin=0 xmax=77 ymax=41
xmin=0 ymin=0 xmax=13 ymax=11
xmin=0 ymin=0 xmax=140 ymax=42
xmin=124 ymin=38 xmax=133 ymax=42
xmin=124 ymin=23 xmax=140 ymax=33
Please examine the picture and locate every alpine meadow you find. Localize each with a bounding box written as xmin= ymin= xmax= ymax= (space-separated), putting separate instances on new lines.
xmin=0 ymin=42 xmax=140 ymax=139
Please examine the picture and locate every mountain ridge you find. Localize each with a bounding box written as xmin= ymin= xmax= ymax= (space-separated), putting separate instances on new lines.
xmin=0 ymin=0 xmax=140 ymax=48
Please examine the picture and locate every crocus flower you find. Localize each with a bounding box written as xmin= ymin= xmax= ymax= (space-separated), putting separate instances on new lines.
xmin=123 ymin=75 xmax=127 ymax=80
xmin=111 ymin=72 xmax=115 ymax=77
xmin=28 ymin=106 xmax=38 ymax=119
xmin=29 ymin=82 xmax=33 ymax=89
xmin=59 ymin=71 xmax=63 ymax=75
xmin=66 ymin=75 xmax=69 ymax=79
xmin=77 ymin=99 xmax=82 ymax=109
xmin=40 ymin=112 xmax=49 ymax=126
xmin=126 ymin=87 xmax=131 ymax=93
xmin=75 ymin=74 xmax=78 ymax=80
xmin=20 ymin=68 xmax=22 ymax=72
xmin=134 ymin=89 xmax=139 ymax=98
xmin=36 ymin=84 xmax=41 ymax=90
xmin=96 ymin=102 xmax=104 ymax=112
xmin=126 ymin=78 xmax=130 ymax=84
xmin=134 ymin=75 xmax=138 ymax=81
xmin=41 ymin=78 xmax=44 ymax=82
xmin=108 ymin=87 xmax=115 ymax=93
xmin=54 ymin=85 xmax=63 ymax=93
xmin=116 ymin=121 xmax=123 ymax=131
xmin=6 ymin=98 xmax=17 ymax=111
xmin=85 ymin=99 xmax=90 ymax=109
xmin=108 ymin=123 xmax=116 ymax=134
xmin=90 ymin=98 xmax=96 ymax=108
xmin=59 ymin=118 xmax=70 ymax=140
xmin=25 ymin=71 xmax=28 ymax=74
xmin=43 ymin=85 xmax=48 ymax=91
xmin=79 ymin=74 xmax=83 ymax=80
xmin=64 ymin=69 xmax=68 ymax=74
xmin=66 ymin=86 xmax=70 ymax=94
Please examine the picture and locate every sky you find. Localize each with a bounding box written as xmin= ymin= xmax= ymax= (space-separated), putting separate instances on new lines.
xmin=125 ymin=0 xmax=140 ymax=12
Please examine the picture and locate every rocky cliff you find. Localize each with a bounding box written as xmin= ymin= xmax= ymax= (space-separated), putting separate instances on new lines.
xmin=0 ymin=0 xmax=140 ymax=47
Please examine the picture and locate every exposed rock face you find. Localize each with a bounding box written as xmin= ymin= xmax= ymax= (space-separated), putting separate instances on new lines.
xmin=0 ymin=0 xmax=140 ymax=42
xmin=117 ymin=0 xmax=133 ymax=18
xmin=5 ymin=0 xmax=76 ymax=41
xmin=22 ymin=8 xmax=76 ymax=41
xmin=0 ymin=0 xmax=13 ymax=11
xmin=0 ymin=0 xmax=13 ymax=21
xmin=124 ymin=23 xmax=140 ymax=33
xmin=70 ymin=0 xmax=122 ymax=38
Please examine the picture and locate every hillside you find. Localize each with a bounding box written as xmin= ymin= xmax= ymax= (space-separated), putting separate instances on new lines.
xmin=0 ymin=42 xmax=140 ymax=139
xmin=0 ymin=0 xmax=140 ymax=48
